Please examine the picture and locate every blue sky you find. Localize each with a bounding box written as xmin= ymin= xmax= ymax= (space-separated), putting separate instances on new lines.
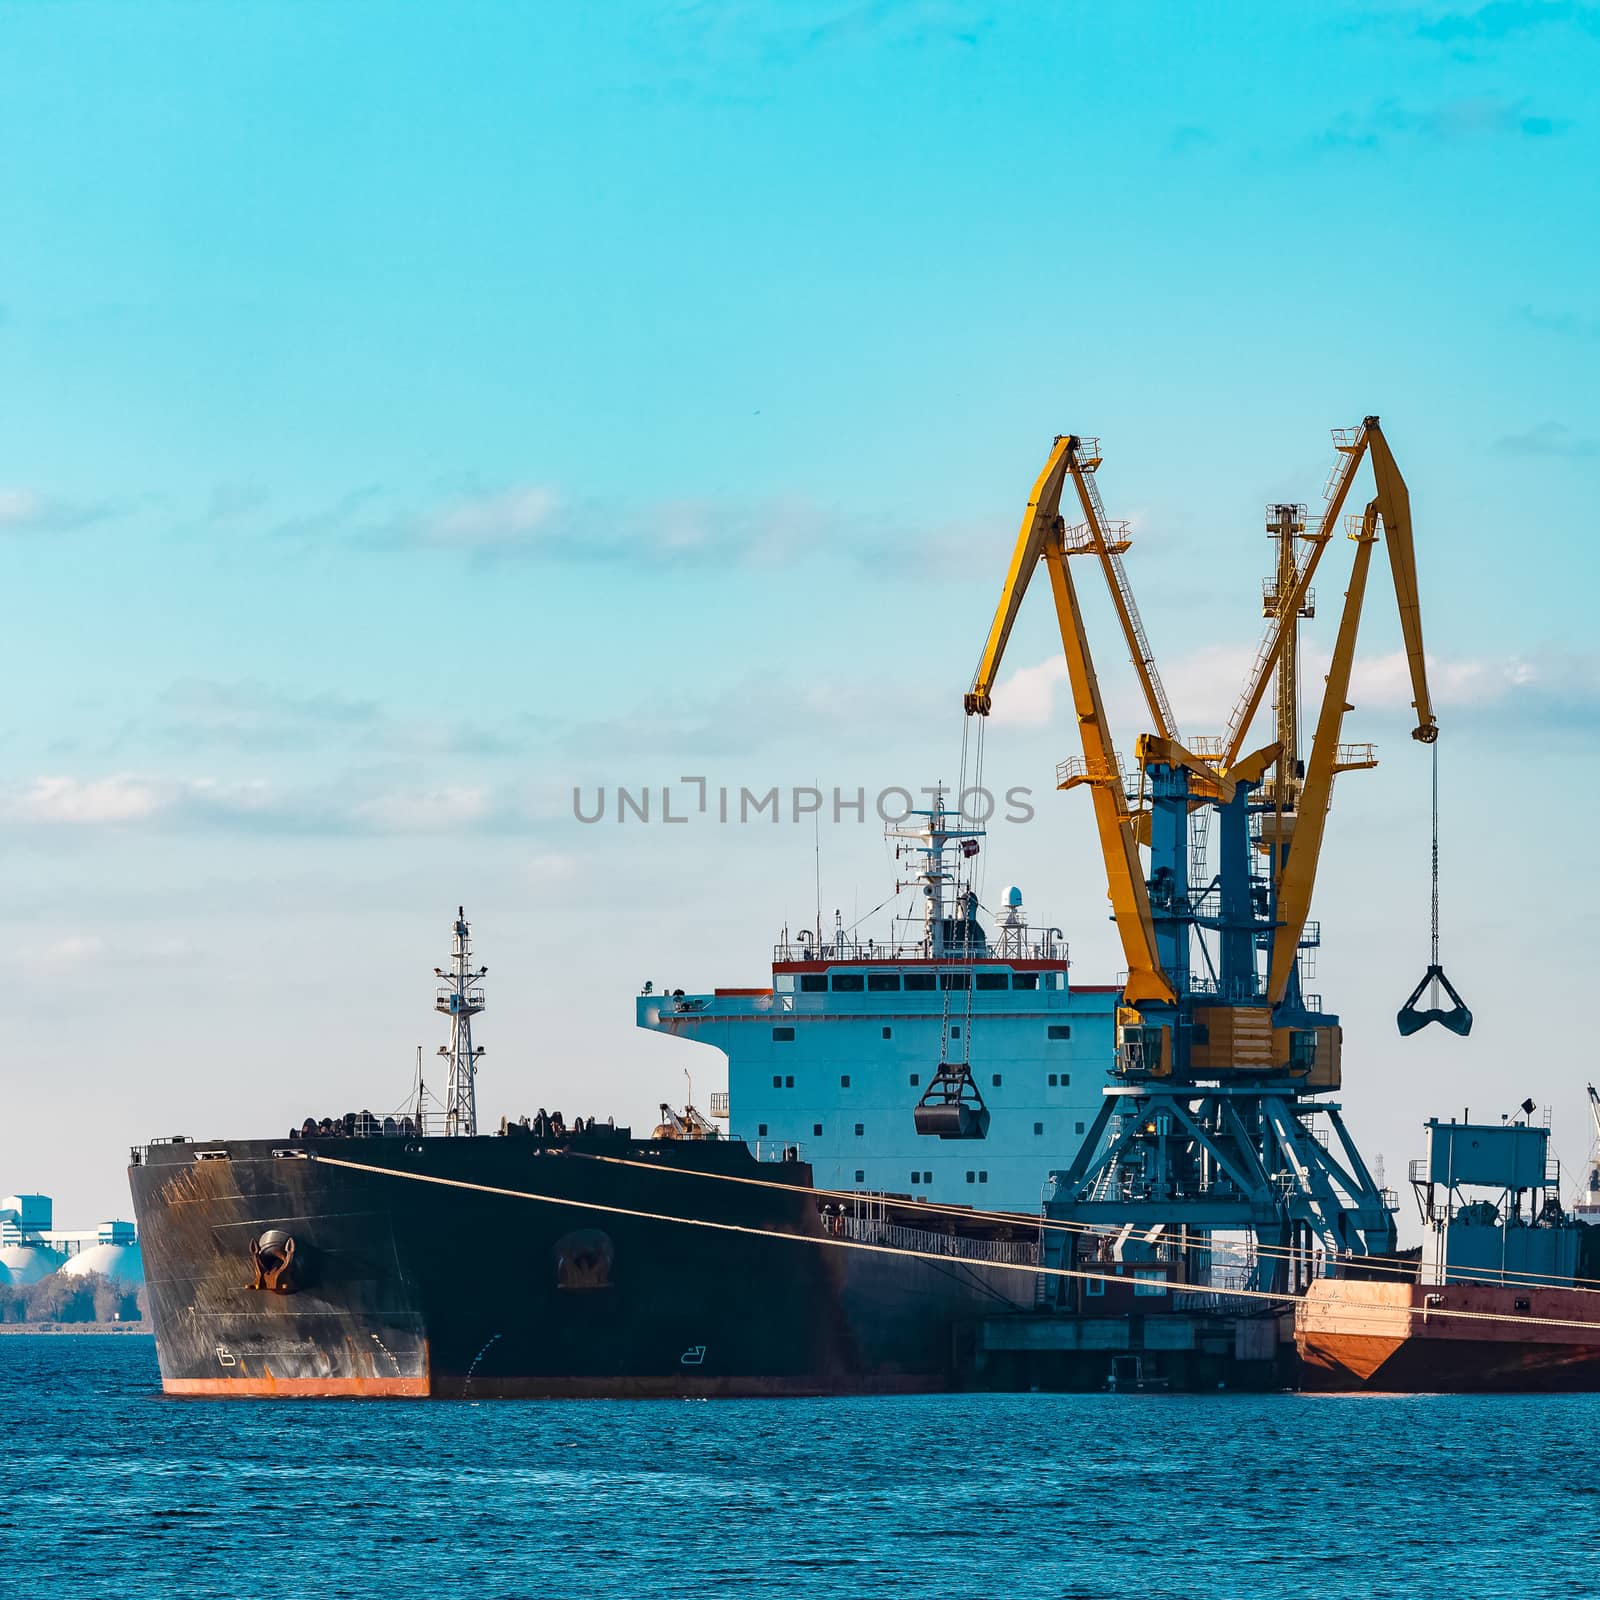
xmin=3 ymin=1 xmax=1598 ymax=1224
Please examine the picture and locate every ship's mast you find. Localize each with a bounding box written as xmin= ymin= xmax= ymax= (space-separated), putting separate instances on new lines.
xmin=885 ymin=791 xmax=983 ymax=958
xmin=434 ymin=906 xmax=486 ymax=1137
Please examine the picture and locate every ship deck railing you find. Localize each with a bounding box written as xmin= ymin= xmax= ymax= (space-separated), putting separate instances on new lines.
xmin=840 ymin=1215 xmax=1039 ymax=1267
xmin=773 ymin=931 xmax=1069 ymax=966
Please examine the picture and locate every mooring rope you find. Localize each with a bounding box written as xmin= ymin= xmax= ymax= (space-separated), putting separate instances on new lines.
xmin=572 ymin=1148 xmax=1600 ymax=1298
xmin=306 ymin=1152 xmax=1600 ymax=1336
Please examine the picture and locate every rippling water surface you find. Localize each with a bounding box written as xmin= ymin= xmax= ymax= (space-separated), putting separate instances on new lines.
xmin=4 ymin=1334 xmax=1597 ymax=1599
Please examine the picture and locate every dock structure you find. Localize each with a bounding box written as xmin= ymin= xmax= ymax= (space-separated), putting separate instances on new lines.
xmin=967 ymin=1305 xmax=1290 ymax=1392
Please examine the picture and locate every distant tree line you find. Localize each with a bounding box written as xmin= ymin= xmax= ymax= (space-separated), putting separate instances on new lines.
xmin=0 ymin=1272 xmax=144 ymax=1325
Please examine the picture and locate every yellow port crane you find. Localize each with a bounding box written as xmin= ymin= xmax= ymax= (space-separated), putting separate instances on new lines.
xmin=988 ymin=420 xmax=1446 ymax=1279
xmin=964 ymin=434 xmax=1224 ymax=1007
xmin=966 ymin=417 xmax=1457 ymax=1075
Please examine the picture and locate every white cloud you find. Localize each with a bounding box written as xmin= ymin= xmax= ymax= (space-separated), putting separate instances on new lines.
xmin=38 ymin=934 xmax=104 ymax=967
xmin=526 ymin=850 xmax=579 ymax=885
xmin=0 ymin=773 xmax=519 ymax=836
xmin=987 ymin=643 xmax=1568 ymax=742
xmin=352 ymin=785 xmax=492 ymax=831
xmin=1343 ymin=648 xmax=1535 ymax=710
xmin=422 ymin=486 xmax=560 ymax=549
xmin=0 ymin=489 xmax=43 ymax=525
xmin=0 ymin=488 xmax=116 ymax=533
xmin=988 ymin=658 xmax=1069 ymax=728
xmin=3 ymin=776 xmax=168 ymax=824
xmin=989 ymin=643 xmax=1256 ymax=735
xmin=18 ymin=932 xmax=203 ymax=978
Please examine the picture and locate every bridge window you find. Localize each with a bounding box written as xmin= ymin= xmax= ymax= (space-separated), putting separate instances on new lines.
xmin=854 ymin=1123 xmax=864 ymax=1137
xmin=979 ymin=1171 xmax=988 ymax=1183
xmin=904 ymin=973 xmax=936 ymax=991
xmin=950 ymin=1026 xmax=961 ymax=1040
xmin=1048 ymin=1025 xmax=1071 ymax=1041
xmin=854 ymin=1170 xmax=864 ymax=1183
xmin=800 ymin=975 xmax=828 ymax=993
xmin=840 ymin=1074 xmax=850 ymax=1088
xmin=773 ymin=1026 xmax=795 ymax=1042
xmin=966 ymin=1171 xmax=975 ymax=1183
xmin=772 ymin=1076 xmax=782 ymax=1088
xmin=867 ymin=973 xmax=901 ymax=992
xmin=939 ymin=973 xmax=970 ymax=991
xmin=991 ymin=1074 xmax=1002 ymax=1087
xmin=785 ymin=1076 xmax=794 ymax=1088
xmin=758 ymin=1123 xmax=768 ymax=1136
xmin=831 ymin=973 xmax=864 ymax=992
xmin=1034 ymin=1122 xmax=1044 ymax=1135
xmin=882 ymin=1027 xmax=892 ymax=1040
xmin=812 ymin=1123 xmax=823 ymax=1136
xmin=975 ymin=971 xmax=1008 ymax=991
xmin=1013 ymin=973 xmax=1038 ymax=990
xmin=908 ymin=1073 xmax=920 ymax=1087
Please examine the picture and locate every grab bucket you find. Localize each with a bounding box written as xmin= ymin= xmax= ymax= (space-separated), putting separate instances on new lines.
xmin=1396 ymin=964 xmax=1472 ymax=1037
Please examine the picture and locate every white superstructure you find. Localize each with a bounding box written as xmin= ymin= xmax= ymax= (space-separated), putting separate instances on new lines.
xmin=637 ymin=800 xmax=1117 ymax=1214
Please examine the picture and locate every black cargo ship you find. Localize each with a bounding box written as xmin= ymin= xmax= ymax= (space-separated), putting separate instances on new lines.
xmin=129 ymin=1123 xmax=1036 ymax=1397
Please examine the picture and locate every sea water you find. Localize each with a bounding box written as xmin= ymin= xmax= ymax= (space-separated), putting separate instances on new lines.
xmin=2 ymin=1334 xmax=1596 ymax=1600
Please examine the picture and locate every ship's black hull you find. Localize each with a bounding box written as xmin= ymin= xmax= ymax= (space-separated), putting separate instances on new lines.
xmin=129 ymin=1133 xmax=1035 ymax=1397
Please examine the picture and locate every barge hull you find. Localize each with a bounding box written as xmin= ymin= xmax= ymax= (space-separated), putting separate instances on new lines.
xmin=1295 ymin=1278 xmax=1600 ymax=1392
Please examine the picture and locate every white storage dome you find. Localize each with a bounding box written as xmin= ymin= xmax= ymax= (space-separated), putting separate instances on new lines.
xmin=0 ymin=1244 xmax=66 ymax=1285
xmin=58 ymin=1243 xmax=144 ymax=1287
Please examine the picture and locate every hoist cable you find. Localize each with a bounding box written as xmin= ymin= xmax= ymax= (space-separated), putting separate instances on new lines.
xmin=1430 ymin=738 xmax=1440 ymax=969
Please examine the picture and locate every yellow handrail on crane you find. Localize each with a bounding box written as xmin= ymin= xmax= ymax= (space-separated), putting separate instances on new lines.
xmin=965 ymin=436 xmax=1177 ymax=1007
